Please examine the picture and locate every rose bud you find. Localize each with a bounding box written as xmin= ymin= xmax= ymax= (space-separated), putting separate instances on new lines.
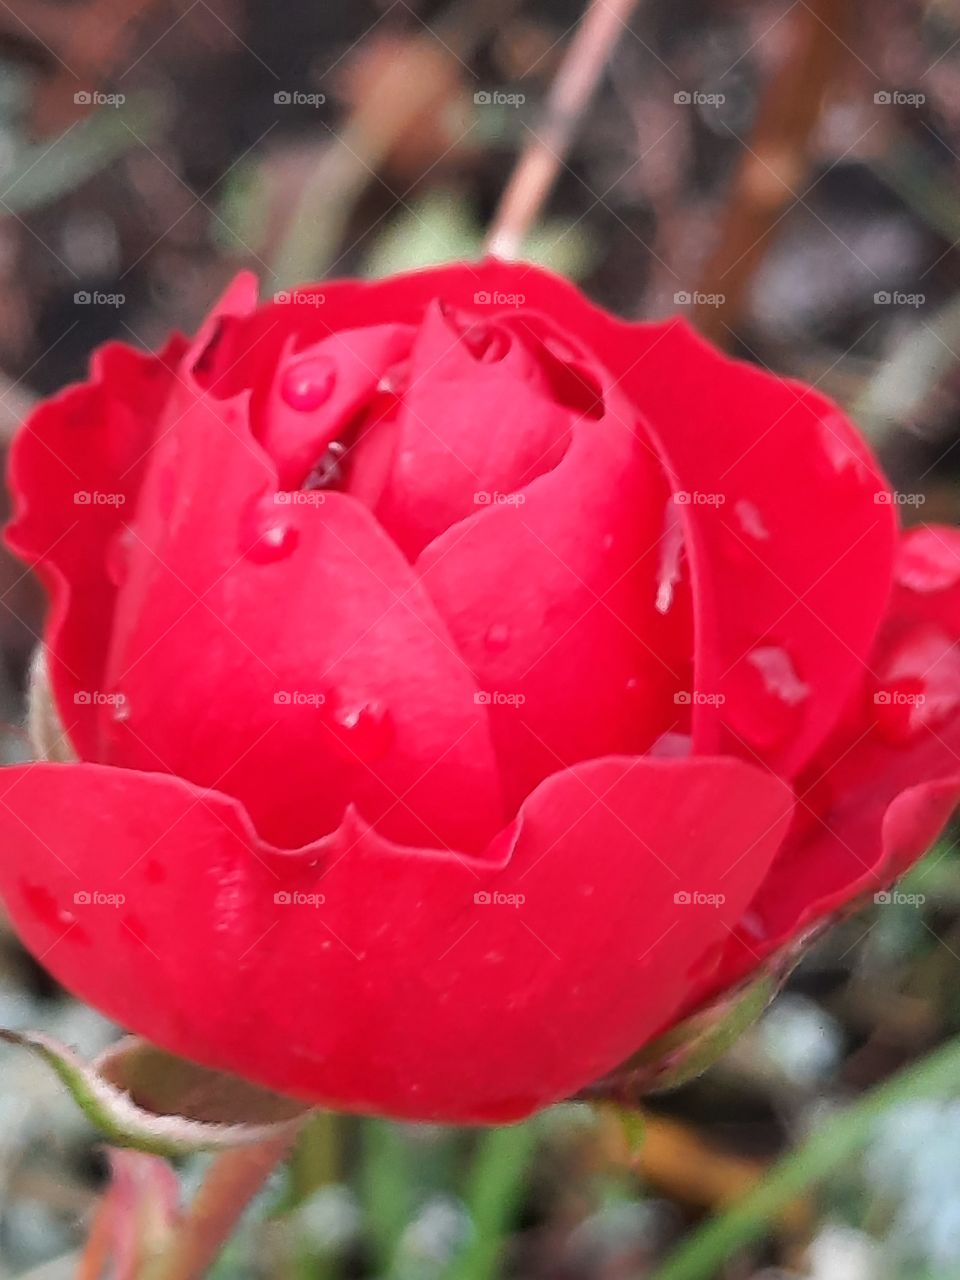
xmin=2 ymin=262 xmax=958 ymax=1124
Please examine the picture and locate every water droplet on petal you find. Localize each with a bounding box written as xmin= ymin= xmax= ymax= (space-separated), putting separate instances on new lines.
xmin=727 ymin=646 xmax=809 ymax=750
xmin=649 ymin=731 xmax=693 ymax=758
xmin=281 ymin=357 xmax=336 ymax=412
xmin=106 ymin=524 xmax=134 ymax=587
xmin=747 ymin=646 xmax=810 ymax=707
xmin=241 ymin=500 xmax=300 ymax=563
xmin=602 ymin=532 xmax=615 ymax=552
xmin=873 ymin=624 xmax=960 ymax=744
xmin=327 ymin=698 xmax=394 ymax=764
xmin=304 ymin=441 xmax=346 ymax=491
xmin=484 ymin=624 xmax=510 ymax=653
xmin=818 ymin=413 xmax=871 ymax=482
xmin=734 ymin=499 xmax=769 ymax=541
xmin=656 ymin=500 xmax=685 ymax=615
xmin=157 ymin=466 xmax=177 ymax=520
xmin=111 ymin=694 xmax=130 ymax=723
xmin=895 ymin=528 xmax=960 ymax=594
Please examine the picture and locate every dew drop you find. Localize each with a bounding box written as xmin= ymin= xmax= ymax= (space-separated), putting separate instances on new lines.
xmin=484 ymin=624 xmax=510 ymax=653
xmin=649 ymin=731 xmax=693 ymax=758
xmin=747 ymin=646 xmax=810 ymax=707
xmin=602 ymin=532 xmax=615 ymax=552
xmin=304 ymin=441 xmax=346 ymax=491
xmin=106 ymin=524 xmax=134 ymax=587
xmin=726 ymin=645 xmax=809 ymax=750
xmin=895 ymin=528 xmax=960 ymax=594
xmin=734 ymin=499 xmax=769 ymax=541
xmin=240 ymin=500 xmax=300 ymax=563
xmin=281 ymin=357 xmax=336 ymax=412
xmin=157 ymin=466 xmax=177 ymax=520
xmin=656 ymin=500 xmax=685 ymax=615
xmin=818 ymin=413 xmax=871 ymax=481
xmin=111 ymin=695 xmax=130 ymax=723
xmin=20 ymin=881 xmax=76 ymax=931
xmin=873 ymin=625 xmax=960 ymax=744
xmin=327 ymin=698 xmax=395 ymax=764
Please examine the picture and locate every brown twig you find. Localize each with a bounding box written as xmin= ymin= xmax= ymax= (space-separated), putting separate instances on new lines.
xmin=485 ymin=0 xmax=641 ymax=259
xmin=692 ymin=0 xmax=856 ymax=345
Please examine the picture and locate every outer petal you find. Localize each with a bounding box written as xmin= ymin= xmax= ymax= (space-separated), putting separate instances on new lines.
xmin=97 ymin=367 xmax=504 ymax=853
xmin=692 ymin=524 xmax=960 ymax=1003
xmin=0 ymin=755 xmax=793 ymax=1122
xmin=5 ymin=337 xmax=187 ymax=758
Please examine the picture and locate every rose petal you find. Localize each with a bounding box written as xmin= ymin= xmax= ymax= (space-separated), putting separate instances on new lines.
xmin=0 ymin=754 xmax=793 ymax=1122
xmin=416 ymin=364 xmax=678 ymax=810
xmin=5 ymin=337 xmax=187 ymax=759
xmin=97 ymin=364 xmax=504 ymax=852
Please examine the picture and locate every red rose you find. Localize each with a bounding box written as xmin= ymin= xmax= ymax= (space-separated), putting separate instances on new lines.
xmin=2 ymin=261 xmax=958 ymax=1123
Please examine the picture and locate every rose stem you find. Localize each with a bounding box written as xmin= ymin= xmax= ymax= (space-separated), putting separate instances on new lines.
xmin=484 ymin=0 xmax=641 ymax=261
xmin=148 ymin=1132 xmax=299 ymax=1280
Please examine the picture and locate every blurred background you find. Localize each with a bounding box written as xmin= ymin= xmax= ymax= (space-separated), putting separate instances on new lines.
xmin=0 ymin=0 xmax=958 ymax=1276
